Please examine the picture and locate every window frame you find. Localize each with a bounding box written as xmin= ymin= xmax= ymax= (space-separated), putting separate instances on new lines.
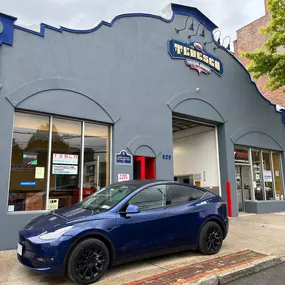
xmin=235 ymin=145 xmax=285 ymax=202
xmin=166 ymin=183 xmax=206 ymax=207
xmin=7 ymin=111 xmax=112 ymax=214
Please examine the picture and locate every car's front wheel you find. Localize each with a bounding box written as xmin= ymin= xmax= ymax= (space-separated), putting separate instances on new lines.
xmin=198 ymin=221 xmax=223 ymax=255
xmin=67 ymin=238 xmax=109 ymax=284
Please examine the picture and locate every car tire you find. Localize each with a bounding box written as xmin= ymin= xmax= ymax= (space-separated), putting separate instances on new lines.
xmin=67 ymin=238 xmax=109 ymax=284
xmin=198 ymin=221 xmax=223 ymax=255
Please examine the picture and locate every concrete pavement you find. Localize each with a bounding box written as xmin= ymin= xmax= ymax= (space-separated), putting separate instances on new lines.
xmin=1 ymin=213 xmax=285 ymax=284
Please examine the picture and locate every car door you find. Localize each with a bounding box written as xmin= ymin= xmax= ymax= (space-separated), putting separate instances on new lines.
xmin=165 ymin=184 xmax=205 ymax=249
xmin=114 ymin=184 xmax=169 ymax=261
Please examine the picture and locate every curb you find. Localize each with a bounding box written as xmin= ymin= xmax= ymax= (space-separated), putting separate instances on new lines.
xmin=184 ymin=256 xmax=282 ymax=285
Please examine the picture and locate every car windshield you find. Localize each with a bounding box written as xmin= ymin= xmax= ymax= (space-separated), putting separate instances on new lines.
xmin=77 ymin=183 xmax=139 ymax=211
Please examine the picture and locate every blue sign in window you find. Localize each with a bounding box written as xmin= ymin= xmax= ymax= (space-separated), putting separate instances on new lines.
xmin=20 ymin=182 xmax=37 ymax=186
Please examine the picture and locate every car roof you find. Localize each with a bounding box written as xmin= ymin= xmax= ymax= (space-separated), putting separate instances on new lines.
xmin=114 ymin=179 xmax=166 ymax=187
xmin=113 ymin=180 xmax=209 ymax=193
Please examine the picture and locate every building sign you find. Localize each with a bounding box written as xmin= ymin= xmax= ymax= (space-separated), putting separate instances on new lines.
xmin=162 ymin=154 xmax=172 ymax=160
xmin=116 ymin=150 xmax=132 ymax=165
xmin=118 ymin=174 xmax=130 ymax=182
xmin=52 ymin=165 xmax=78 ymax=175
xmin=53 ymin=153 xmax=78 ymax=165
xmin=168 ymin=39 xmax=223 ymax=76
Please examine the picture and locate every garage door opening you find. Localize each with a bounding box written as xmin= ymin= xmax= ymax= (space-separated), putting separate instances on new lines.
xmin=173 ymin=116 xmax=221 ymax=196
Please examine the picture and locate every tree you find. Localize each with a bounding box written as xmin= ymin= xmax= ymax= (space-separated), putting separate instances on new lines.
xmin=242 ymin=0 xmax=285 ymax=92
xmin=26 ymin=123 xmax=70 ymax=152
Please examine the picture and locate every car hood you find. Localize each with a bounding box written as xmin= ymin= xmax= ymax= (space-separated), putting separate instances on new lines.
xmin=20 ymin=204 xmax=103 ymax=237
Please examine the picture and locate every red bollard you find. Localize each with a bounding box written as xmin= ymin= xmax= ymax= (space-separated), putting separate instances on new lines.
xmin=227 ymin=181 xmax=232 ymax=217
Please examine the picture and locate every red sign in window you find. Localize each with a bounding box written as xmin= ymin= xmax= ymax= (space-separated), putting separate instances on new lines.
xmin=234 ymin=151 xmax=248 ymax=160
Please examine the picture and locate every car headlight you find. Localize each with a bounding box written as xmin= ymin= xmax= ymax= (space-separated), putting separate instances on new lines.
xmin=39 ymin=226 xmax=73 ymax=241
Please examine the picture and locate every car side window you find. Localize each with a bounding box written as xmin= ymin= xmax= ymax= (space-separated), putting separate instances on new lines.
xmin=129 ymin=185 xmax=167 ymax=211
xmin=167 ymin=184 xmax=205 ymax=205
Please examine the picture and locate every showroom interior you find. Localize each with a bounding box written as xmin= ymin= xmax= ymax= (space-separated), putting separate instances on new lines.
xmin=172 ymin=116 xmax=220 ymax=196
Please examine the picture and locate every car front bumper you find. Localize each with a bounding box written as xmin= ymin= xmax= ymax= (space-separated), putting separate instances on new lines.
xmin=17 ymin=233 xmax=74 ymax=276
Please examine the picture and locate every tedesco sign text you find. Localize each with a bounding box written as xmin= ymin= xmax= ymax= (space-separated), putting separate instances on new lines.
xmin=168 ymin=39 xmax=224 ymax=76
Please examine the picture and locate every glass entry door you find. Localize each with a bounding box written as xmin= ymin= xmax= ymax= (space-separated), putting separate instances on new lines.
xmin=236 ymin=165 xmax=252 ymax=212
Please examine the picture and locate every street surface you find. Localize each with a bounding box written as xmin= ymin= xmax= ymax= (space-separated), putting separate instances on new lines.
xmin=229 ymin=262 xmax=285 ymax=285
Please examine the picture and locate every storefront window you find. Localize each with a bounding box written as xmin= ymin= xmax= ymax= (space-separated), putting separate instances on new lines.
xmin=235 ymin=145 xmax=284 ymax=206
xmin=272 ymin=152 xmax=284 ymax=200
xmin=49 ymin=118 xmax=82 ymax=210
xmin=8 ymin=113 xmax=50 ymax=211
xmin=8 ymin=112 xmax=111 ymax=212
xmin=262 ymin=152 xmax=274 ymax=200
xmin=252 ymin=150 xmax=264 ymax=200
xmin=83 ymin=123 xmax=109 ymax=197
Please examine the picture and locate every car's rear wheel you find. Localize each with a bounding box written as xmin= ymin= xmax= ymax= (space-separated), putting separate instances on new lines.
xmin=198 ymin=221 xmax=223 ymax=255
xmin=67 ymin=238 xmax=109 ymax=284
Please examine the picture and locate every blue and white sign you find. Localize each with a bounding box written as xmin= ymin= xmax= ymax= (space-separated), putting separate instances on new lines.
xmin=116 ymin=150 xmax=132 ymax=165
xmin=20 ymin=182 xmax=37 ymax=186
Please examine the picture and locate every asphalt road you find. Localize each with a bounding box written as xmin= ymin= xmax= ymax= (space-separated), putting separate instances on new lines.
xmin=228 ymin=262 xmax=285 ymax=285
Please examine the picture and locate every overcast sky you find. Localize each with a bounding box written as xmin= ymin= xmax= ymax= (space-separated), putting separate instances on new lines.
xmin=1 ymin=0 xmax=265 ymax=46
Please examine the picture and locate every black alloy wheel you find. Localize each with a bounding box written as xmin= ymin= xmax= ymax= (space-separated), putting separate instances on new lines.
xmin=67 ymin=238 xmax=109 ymax=284
xmin=198 ymin=221 xmax=223 ymax=255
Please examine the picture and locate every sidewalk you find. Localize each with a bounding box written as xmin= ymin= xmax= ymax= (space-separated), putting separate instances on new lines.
xmin=1 ymin=213 xmax=285 ymax=285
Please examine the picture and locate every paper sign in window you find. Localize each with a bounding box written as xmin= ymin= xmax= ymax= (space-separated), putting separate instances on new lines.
xmin=35 ymin=167 xmax=45 ymax=179
xmin=53 ymin=153 xmax=78 ymax=165
xmin=52 ymin=165 xmax=78 ymax=175
xmin=48 ymin=199 xmax=59 ymax=211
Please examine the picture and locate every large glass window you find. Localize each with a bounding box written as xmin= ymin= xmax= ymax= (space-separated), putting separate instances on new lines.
xmin=273 ymin=152 xmax=284 ymax=200
xmin=49 ymin=118 xmax=82 ymax=209
xmin=8 ymin=113 xmax=50 ymax=211
xmin=8 ymin=112 xmax=110 ymax=212
xmin=234 ymin=145 xmax=284 ymax=203
xmin=262 ymin=151 xmax=274 ymax=200
xmin=83 ymin=123 xmax=109 ymax=192
xmin=252 ymin=150 xmax=264 ymax=200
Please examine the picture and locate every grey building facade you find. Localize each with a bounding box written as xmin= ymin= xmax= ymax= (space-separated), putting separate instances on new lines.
xmin=0 ymin=4 xmax=285 ymax=250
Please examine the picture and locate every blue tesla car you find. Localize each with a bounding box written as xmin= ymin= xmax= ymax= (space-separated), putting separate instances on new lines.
xmin=18 ymin=180 xmax=229 ymax=284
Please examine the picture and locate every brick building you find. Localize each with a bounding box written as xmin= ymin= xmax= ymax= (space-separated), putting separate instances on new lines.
xmin=234 ymin=0 xmax=285 ymax=107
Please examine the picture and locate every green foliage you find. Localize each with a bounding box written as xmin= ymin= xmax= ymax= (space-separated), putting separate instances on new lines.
xmin=242 ymin=0 xmax=285 ymax=91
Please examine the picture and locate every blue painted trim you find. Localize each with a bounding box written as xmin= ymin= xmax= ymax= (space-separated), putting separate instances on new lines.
xmin=12 ymin=3 xmax=217 ymax=37
xmin=0 ymin=13 xmax=16 ymax=45
xmin=0 ymin=12 xmax=17 ymax=21
xmin=14 ymin=12 xmax=174 ymax=37
xmin=171 ymin=4 xmax=217 ymax=31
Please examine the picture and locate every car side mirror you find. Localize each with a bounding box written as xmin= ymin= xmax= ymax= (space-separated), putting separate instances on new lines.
xmin=120 ymin=204 xmax=140 ymax=215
